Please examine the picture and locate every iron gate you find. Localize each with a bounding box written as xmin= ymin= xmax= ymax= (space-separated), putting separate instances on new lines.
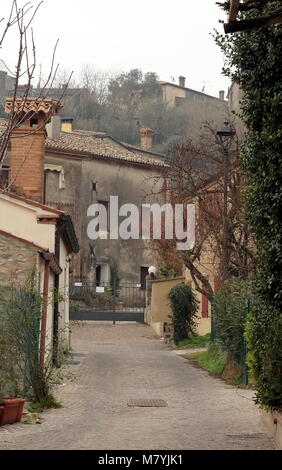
xmin=69 ymin=279 xmax=145 ymax=323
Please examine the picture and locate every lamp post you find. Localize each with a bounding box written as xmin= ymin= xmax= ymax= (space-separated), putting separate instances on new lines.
xmin=216 ymin=121 xmax=235 ymax=282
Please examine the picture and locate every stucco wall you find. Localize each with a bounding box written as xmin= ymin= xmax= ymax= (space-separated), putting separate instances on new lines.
xmin=45 ymin=152 xmax=164 ymax=283
xmin=0 ymin=195 xmax=56 ymax=251
xmin=148 ymin=276 xmax=211 ymax=336
xmin=149 ymin=277 xmax=186 ymax=323
xmin=58 ymin=238 xmax=70 ymax=349
xmin=162 ymin=84 xmax=187 ymax=108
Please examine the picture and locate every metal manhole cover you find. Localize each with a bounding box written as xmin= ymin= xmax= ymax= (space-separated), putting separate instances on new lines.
xmin=127 ymin=399 xmax=167 ymax=407
xmin=227 ymin=433 xmax=264 ymax=440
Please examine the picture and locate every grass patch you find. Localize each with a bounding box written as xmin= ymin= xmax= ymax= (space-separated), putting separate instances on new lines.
xmin=176 ymin=333 xmax=210 ymax=349
xmin=184 ymin=343 xmax=227 ymax=375
xmin=184 ymin=344 xmax=252 ymax=388
xmin=27 ymin=394 xmax=63 ymax=414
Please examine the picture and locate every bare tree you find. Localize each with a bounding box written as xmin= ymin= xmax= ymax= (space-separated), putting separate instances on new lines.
xmin=80 ymin=65 xmax=115 ymax=105
xmin=151 ymin=121 xmax=255 ymax=302
xmin=0 ymin=0 xmax=72 ymax=173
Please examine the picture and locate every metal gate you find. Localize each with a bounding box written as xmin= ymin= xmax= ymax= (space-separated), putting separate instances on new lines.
xmin=69 ymin=279 xmax=145 ymax=323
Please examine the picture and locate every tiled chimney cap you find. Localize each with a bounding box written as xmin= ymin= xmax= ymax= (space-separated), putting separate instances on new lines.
xmin=5 ymin=97 xmax=63 ymax=123
xmin=138 ymin=127 xmax=154 ymax=135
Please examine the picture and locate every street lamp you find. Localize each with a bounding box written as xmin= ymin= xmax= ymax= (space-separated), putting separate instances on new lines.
xmin=216 ymin=121 xmax=235 ymax=281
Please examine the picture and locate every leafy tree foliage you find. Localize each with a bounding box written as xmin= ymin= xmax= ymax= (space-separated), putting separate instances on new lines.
xmin=168 ymin=283 xmax=199 ymax=345
xmin=213 ymin=279 xmax=254 ymax=364
xmin=215 ymin=3 xmax=282 ymax=409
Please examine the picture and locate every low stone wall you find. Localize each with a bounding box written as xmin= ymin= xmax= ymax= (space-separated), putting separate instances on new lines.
xmin=145 ymin=276 xmax=211 ymax=338
xmin=0 ymin=233 xmax=38 ymax=283
xmin=260 ymin=409 xmax=282 ymax=450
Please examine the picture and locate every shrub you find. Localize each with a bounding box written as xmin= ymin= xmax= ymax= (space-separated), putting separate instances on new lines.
xmin=168 ymin=283 xmax=199 ymax=345
xmin=0 ymin=273 xmax=64 ymax=404
xmin=157 ymin=263 xmax=177 ymax=279
xmin=245 ymin=303 xmax=282 ymax=409
xmin=213 ymin=279 xmax=254 ymax=365
xmin=215 ymin=13 xmax=282 ymax=409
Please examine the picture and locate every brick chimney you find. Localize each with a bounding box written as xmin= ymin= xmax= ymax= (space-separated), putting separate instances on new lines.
xmin=219 ymin=90 xmax=225 ymax=101
xmin=138 ymin=127 xmax=154 ymax=151
xmin=5 ymin=97 xmax=62 ymax=202
xmin=178 ymin=76 xmax=186 ymax=88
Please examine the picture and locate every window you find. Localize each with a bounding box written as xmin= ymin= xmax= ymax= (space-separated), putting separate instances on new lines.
xmin=96 ymin=265 xmax=101 ymax=286
xmin=30 ymin=118 xmax=38 ymax=127
xmin=140 ymin=267 xmax=149 ymax=289
xmin=0 ymin=166 xmax=10 ymax=189
xmin=175 ymin=96 xmax=185 ymax=107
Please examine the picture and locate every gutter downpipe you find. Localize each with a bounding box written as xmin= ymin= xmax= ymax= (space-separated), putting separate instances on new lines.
xmin=53 ymin=222 xmax=61 ymax=366
xmin=40 ymin=258 xmax=50 ymax=372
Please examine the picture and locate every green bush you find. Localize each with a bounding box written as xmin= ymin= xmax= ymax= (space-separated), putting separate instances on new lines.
xmin=0 ymin=274 xmax=63 ymax=404
xmin=213 ymin=279 xmax=254 ymax=365
xmin=215 ymin=5 xmax=282 ymax=409
xmin=157 ymin=263 xmax=177 ymax=279
xmin=245 ymin=303 xmax=282 ymax=409
xmin=168 ymin=283 xmax=199 ymax=345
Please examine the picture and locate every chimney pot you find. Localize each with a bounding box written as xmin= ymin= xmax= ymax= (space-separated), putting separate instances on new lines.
xmin=138 ymin=127 xmax=154 ymax=150
xmin=219 ymin=90 xmax=225 ymax=101
xmin=178 ymin=76 xmax=186 ymax=88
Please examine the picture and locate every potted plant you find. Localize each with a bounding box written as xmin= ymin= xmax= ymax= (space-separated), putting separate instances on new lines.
xmin=0 ymin=334 xmax=26 ymax=426
xmin=0 ymin=372 xmax=26 ymax=426
xmin=0 ymin=390 xmax=4 ymax=425
xmin=0 ymin=397 xmax=26 ymax=426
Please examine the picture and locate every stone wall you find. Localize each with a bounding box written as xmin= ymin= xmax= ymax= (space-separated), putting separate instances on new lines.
xmin=260 ymin=410 xmax=282 ymax=450
xmin=0 ymin=233 xmax=38 ymax=284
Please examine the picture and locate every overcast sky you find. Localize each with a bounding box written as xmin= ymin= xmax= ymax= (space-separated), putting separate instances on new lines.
xmin=1 ymin=0 xmax=230 ymax=97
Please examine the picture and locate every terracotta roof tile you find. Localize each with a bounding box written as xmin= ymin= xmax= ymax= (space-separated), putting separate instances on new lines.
xmin=0 ymin=119 xmax=168 ymax=168
xmin=46 ymin=130 xmax=168 ymax=168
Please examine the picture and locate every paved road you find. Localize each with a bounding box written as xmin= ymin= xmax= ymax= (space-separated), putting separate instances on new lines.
xmin=0 ymin=323 xmax=274 ymax=450
xmin=70 ymin=309 xmax=144 ymax=322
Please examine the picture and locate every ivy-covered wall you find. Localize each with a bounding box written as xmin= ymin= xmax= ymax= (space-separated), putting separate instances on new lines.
xmin=215 ymin=4 xmax=282 ymax=409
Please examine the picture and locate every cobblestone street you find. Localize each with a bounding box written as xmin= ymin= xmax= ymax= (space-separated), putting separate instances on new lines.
xmin=0 ymin=323 xmax=274 ymax=450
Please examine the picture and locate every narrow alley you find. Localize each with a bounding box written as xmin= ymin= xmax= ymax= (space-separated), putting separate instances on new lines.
xmin=0 ymin=323 xmax=274 ymax=450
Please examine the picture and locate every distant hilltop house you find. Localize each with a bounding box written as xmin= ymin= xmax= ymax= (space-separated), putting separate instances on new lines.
xmin=227 ymin=81 xmax=244 ymax=114
xmin=0 ymin=69 xmax=88 ymax=104
xmin=0 ymin=70 xmax=16 ymax=97
xmin=158 ymin=76 xmax=227 ymax=108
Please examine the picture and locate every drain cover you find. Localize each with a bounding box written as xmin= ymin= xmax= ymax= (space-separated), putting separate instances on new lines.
xmin=127 ymin=399 xmax=167 ymax=407
xmin=227 ymin=433 xmax=264 ymax=440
